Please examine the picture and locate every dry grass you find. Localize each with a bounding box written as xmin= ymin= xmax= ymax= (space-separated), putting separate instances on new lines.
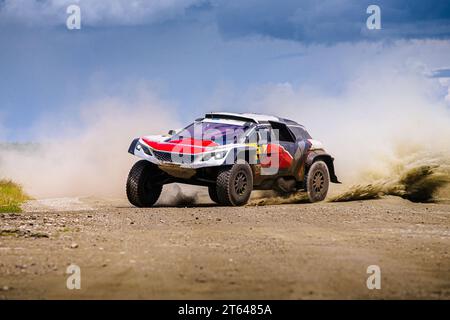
xmin=0 ymin=179 xmax=30 ymax=213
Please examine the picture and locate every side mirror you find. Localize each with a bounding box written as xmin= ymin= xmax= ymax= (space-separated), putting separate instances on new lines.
xmin=168 ymin=129 xmax=176 ymax=135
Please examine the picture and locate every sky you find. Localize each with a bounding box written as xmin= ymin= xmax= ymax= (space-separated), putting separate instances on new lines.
xmin=1 ymin=0 xmax=450 ymax=141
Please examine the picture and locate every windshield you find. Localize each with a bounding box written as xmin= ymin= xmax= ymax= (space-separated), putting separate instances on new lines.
xmin=172 ymin=121 xmax=251 ymax=145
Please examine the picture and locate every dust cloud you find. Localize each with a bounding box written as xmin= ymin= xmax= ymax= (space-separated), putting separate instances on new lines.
xmin=157 ymin=184 xmax=200 ymax=207
xmin=330 ymin=151 xmax=450 ymax=202
xmin=250 ymin=68 xmax=450 ymax=202
xmin=1 ymin=68 xmax=450 ymax=204
xmin=0 ymin=92 xmax=180 ymax=199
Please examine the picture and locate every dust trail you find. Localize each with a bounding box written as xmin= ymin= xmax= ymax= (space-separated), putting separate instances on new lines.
xmin=248 ymin=151 xmax=450 ymax=205
xmin=157 ymin=184 xmax=200 ymax=207
xmin=249 ymin=66 xmax=450 ymax=203
xmin=247 ymin=190 xmax=309 ymax=206
xmin=330 ymin=151 xmax=450 ymax=202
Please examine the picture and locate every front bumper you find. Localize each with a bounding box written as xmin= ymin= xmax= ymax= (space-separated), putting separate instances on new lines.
xmin=129 ymin=138 xmax=231 ymax=169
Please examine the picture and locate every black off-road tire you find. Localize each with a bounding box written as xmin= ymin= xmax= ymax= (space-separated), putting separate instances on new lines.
xmin=305 ymin=160 xmax=330 ymax=202
xmin=208 ymin=185 xmax=220 ymax=204
xmin=216 ymin=161 xmax=253 ymax=206
xmin=126 ymin=160 xmax=163 ymax=207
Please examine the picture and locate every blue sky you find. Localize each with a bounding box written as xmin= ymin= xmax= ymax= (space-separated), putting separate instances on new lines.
xmin=1 ymin=0 xmax=450 ymax=141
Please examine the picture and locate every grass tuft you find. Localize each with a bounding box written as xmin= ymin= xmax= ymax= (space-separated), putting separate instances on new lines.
xmin=0 ymin=179 xmax=30 ymax=213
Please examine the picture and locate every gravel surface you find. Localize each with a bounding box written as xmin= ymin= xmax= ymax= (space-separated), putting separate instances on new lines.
xmin=0 ymin=196 xmax=449 ymax=299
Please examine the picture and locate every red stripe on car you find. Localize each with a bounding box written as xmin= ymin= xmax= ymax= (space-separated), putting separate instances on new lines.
xmin=260 ymin=144 xmax=293 ymax=169
xmin=142 ymin=137 xmax=218 ymax=154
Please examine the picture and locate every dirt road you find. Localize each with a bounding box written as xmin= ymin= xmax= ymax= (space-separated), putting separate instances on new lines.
xmin=0 ymin=194 xmax=449 ymax=299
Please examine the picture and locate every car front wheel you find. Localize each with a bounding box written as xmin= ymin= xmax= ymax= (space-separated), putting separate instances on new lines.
xmin=216 ymin=161 xmax=253 ymax=206
xmin=126 ymin=160 xmax=163 ymax=207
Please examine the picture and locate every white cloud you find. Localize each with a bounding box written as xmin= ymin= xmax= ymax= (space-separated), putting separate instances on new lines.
xmin=0 ymin=0 xmax=201 ymax=26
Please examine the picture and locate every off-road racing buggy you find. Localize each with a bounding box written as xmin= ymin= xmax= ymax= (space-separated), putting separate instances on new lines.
xmin=127 ymin=112 xmax=340 ymax=207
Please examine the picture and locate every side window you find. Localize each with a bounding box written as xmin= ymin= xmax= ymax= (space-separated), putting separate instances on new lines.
xmin=269 ymin=121 xmax=296 ymax=143
xmin=289 ymin=126 xmax=312 ymax=140
xmin=245 ymin=129 xmax=258 ymax=144
xmin=256 ymin=127 xmax=272 ymax=144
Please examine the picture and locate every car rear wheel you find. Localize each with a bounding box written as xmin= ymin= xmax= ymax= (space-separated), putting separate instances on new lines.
xmin=126 ymin=160 xmax=163 ymax=207
xmin=216 ymin=161 xmax=253 ymax=206
xmin=306 ymin=160 xmax=330 ymax=202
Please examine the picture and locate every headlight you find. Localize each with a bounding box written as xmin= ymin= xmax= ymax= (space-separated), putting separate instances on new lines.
xmin=201 ymin=150 xmax=227 ymax=161
xmin=201 ymin=152 xmax=212 ymax=162
xmin=137 ymin=142 xmax=152 ymax=156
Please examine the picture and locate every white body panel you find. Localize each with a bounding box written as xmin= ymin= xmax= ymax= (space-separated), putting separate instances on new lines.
xmin=133 ymin=136 xmax=252 ymax=169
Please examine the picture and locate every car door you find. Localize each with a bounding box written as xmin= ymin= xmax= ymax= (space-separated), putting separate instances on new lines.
xmin=256 ymin=124 xmax=295 ymax=172
xmin=268 ymin=121 xmax=297 ymax=158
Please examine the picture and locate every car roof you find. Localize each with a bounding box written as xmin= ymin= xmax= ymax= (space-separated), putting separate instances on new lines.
xmin=204 ymin=112 xmax=304 ymax=127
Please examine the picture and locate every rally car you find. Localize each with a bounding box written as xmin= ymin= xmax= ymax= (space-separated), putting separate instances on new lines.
xmin=126 ymin=112 xmax=340 ymax=207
